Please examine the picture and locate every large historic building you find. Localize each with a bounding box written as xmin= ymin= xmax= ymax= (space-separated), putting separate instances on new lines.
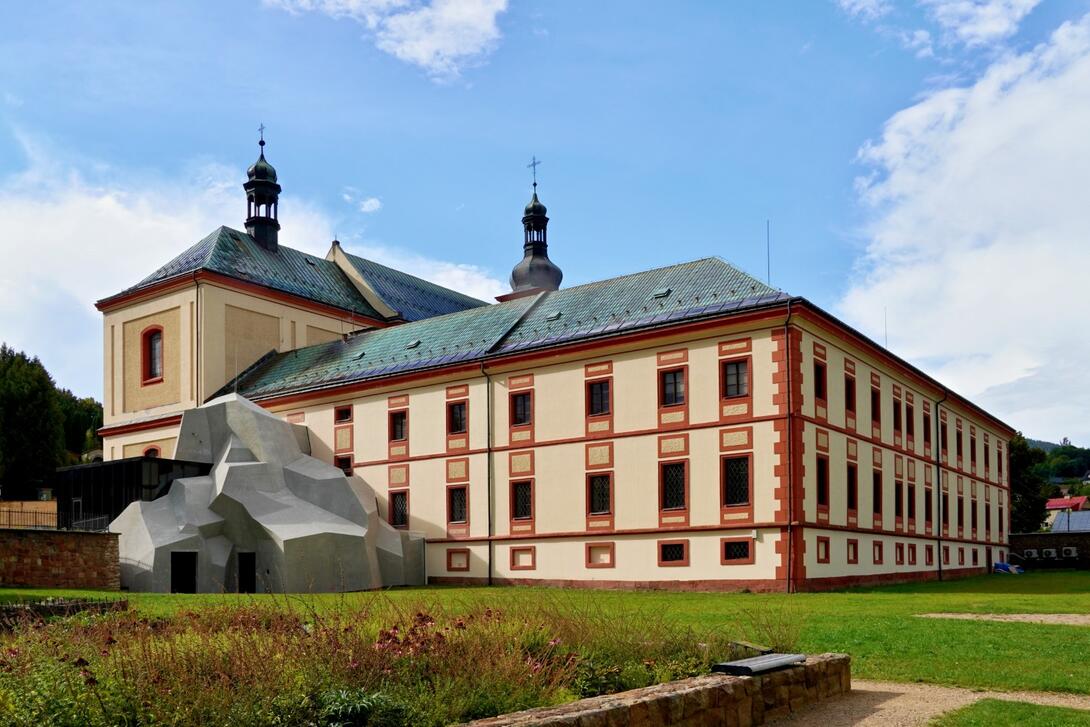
xmin=97 ymin=139 xmax=1014 ymax=591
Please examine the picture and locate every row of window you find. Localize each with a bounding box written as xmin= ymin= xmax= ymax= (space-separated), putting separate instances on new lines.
xmin=814 ymin=455 xmax=1005 ymax=538
xmin=813 ymin=359 xmax=1004 ymax=482
xmin=818 ymin=537 xmax=998 ymax=568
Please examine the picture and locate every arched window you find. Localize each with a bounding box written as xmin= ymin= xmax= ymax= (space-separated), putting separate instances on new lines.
xmin=142 ymin=326 xmax=163 ymax=383
xmin=143 ymin=446 xmax=160 ymax=458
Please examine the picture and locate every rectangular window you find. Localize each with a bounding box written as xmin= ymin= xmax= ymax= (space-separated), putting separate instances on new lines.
xmin=895 ymin=481 xmax=904 ymax=518
xmin=389 ymin=411 xmax=407 ymax=441
xmin=907 ymin=484 xmax=916 ymax=520
xmin=999 ymin=508 xmax=1005 ymax=536
xmin=659 ymin=540 xmax=688 ymax=565
xmin=908 ymin=544 xmax=917 ymax=565
xmin=845 ymin=375 xmax=856 ymax=414
xmin=896 ymin=543 xmax=905 ymax=565
xmin=847 ymin=463 xmax=858 ymax=512
xmin=722 ymin=539 xmax=751 ymax=563
xmin=871 ymin=387 xmax=881 ymax=426
xmin=334 ymin=405 xmax=353 ymax=423
xmin=447 ymin=486 xmax=468 ymax=524
xmin=816 ymin=456 xmax=830 ymax=507
xmin=511 ymin=481 xmax=532 ymax=520
xmin=813 ymin=361 xmax=827 ymax=402
xmin=957 ymin=496 xmax=964 ymax=530
xmin=872 ymin=470 xmax=883 ymax=517
xmin=940 ymin=422 xmax=949 ymax=455
xmin=959 ymin=547 xmax=965 ymax=566
xmin=510 ymin=392 xmax=532 ymax=426
xmin=906 ymin=405 xmax=915 ymax=438
xmin=873 ymin=541 xmax=884 ymax=565
xmin=970 ymin=499 xmax=978 ymax=532
xmin=588 ymin=474 xmax=612 ymax=515
xmin=984 ymin=443 xmax=991 ymax=472
xmin=847 ymin=539 xmax=859 ymax=564
xmin=817 ymin=537 xmax=830 ymax=563
xmin=985 ymin=504 xmax=991 ymax=535
xmin=970 ymin=437 xmax=977 ymax=468
xmin=661 ymin=462 xmax=687 ymax=510
xmin=334 ymin=455 xmax=352 ymax=476
xmin=956 ymin=431 xmax=964 ymax=459
xmin=998 ymin=453 xmax=1004 ymax=480
xmin=893 ymin=402 xmax=902 ymax=434
xmin=943 ymin=545 xmax=950 ymax=565
xmin=723 ymin=360 xmax=749 ymax=398
xmin=447 ymin=401 xmax=467 ymax=434
xmin=925 ymin=488 xmax=933 ymax=525
xmin=660 ymin=369 xmax=685 ymax=406
xmin=722 ymin=456 xmax=750 ymax=507
xmin=942 ymin=493 xmax=950 ymax=527
xmin=389 ymin=490 xmax=408 ymax=528
xmin=926 ymin=545 xmax=934 ymax=566
xmin=972 ymin=548 xmax=978 ymax=566
xmin=587 ymin=380 xmax=610 ymax=416
xmin=924 ymin=413 xmax=932 ymax=446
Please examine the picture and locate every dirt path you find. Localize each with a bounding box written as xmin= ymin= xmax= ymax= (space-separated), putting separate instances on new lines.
xmin=918 ymin=612 xmax=1090 ymax=626
xmin=770 ymin=679 xmax=1090 ymax=726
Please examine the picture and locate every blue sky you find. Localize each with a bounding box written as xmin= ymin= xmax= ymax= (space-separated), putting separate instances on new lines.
xmin=2 ymin=0 xmax=1089 ymax=443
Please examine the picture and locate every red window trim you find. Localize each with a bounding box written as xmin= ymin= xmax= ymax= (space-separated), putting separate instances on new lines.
xmin=720 ymin=536 xmax=756 ymax=565
xmin=584 ymin=376 xmax=614 ymax=437
xmin=333 ymin=404 xmax=353 ymax=423
xmin=387 ymin=408 xmax=409 ymax=461
xmin=720 ymin=452 xmax=754 ymax=525
xmin=446 ymin=398 xmax=470 ymax=453
xmin=815 ymin=454 xmax=831 ymax=519
xmin=445 ymin=547 xmax=470 ymax=572
xmin=143 ymin=445 xmax=161 ymax=458
xmin=509 ymin=478 xmax=535 ymax=534
xmin=509 ymin=389 xmax=535 ymax=445
xmin=140 ymin=325 xmax=164 ymax=386
xmin=816 ymin=536 xmax=831 ymax=564
xmin=847 ymin=538 xmax=859 ymax=565
xmin=813 ymin=359 xmax=828 ymax=415
xmin=585 ymin=471 xmax=615 ymax=531
xmin=509 ymin=545 xmax=536 ymax=571
xmin=718 ymin=354 xmax=753 ymax=424
xmin=908 ymin=543 xmax=917 ymax=566
xmin=445 ymin=483 xmax=470 ymax=539
xmin=387 ymin=488 xmax=410 ymax=529
xmin=334 ymin=455 xmax=353 ymax=476
xmin=657 ymin=538 xmax=690 ymax=567
xmin=873 ymin=541 xmax=884 ymax=565
xmin=585 ymin=541 xmax=615 ymax=569
xmin=657 ymin=458 xmax=690 ymax=528
xmin=656 ymin=363 xmax=689 ymax=429
xmin=925 ymin=544 xmax=935 ymax=566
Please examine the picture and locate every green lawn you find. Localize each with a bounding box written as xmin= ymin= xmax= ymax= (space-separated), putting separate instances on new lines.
xmin=5 ymin=571 xmax=1090 ymax=694
xmin=934 ymin=699 xmax=1090 ymax=726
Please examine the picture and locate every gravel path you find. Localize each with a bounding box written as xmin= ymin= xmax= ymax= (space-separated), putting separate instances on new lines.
xmin=769 ymin=679 xmax=1090 ymax=726
xmin=918 ymin=612 xmax=1090 ymax=626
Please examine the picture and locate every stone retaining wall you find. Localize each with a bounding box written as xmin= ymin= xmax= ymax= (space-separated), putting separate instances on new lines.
xmin=0 ymin=528 xmax=120 ymax=590
xmin=465 ymin=653 xmax=850 ymax=726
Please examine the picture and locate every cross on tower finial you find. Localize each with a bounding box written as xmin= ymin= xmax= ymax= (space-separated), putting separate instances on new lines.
xmin=527 ymin=155 xmax=541 ymax=189
xmin=258 ymin=123 xmax=266 ymax=148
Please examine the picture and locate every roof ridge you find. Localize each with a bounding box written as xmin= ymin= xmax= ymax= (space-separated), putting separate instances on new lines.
xmin=552 ymin=256 xmax=751 ymax=294
xmin=343 ymin=249 xmax=489 ymax=306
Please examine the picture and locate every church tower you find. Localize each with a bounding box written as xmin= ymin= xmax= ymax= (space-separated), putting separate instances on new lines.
xmin=508 ymin=173 xmax=563 ymax=296
xmin=244 ymin=129 xmax=281 ymax=252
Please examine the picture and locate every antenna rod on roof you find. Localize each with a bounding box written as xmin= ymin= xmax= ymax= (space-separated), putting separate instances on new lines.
xmin=766 ymin=219 xmax=771 ymax=286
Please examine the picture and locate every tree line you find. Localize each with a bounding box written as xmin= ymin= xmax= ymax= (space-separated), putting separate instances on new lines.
xmin=0 ymin=344 xmax=103 ymax=499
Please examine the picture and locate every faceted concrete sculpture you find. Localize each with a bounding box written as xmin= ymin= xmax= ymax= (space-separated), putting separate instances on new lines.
xmin=111 ymin=393 xmax=425 ymax=593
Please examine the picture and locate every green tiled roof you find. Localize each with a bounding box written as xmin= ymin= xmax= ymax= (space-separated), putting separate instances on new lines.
xmin=114 ymin=227 xmax=486 ymax=322
xmin=226 ymin=257 xmax=791 ymax=400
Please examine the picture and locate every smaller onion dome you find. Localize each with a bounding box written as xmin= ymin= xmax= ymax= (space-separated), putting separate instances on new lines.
xmin=247 ymin=141 xmax=278 ymax=182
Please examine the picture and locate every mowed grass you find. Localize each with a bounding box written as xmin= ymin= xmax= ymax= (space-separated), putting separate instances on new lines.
xmin=5 ymin=571 xmax=1090 ymax=695
xmin=933 ymin=699 xmax=1090 ymax=726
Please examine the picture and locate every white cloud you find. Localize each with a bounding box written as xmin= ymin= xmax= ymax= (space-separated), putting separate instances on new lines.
xmin=837 ymin=0 xmax=893 ymax=21
xmin=920 ymin=0 xmax=1041 ymax=47
xmin=0 ymin=131 xmax=500 ymax=397
xmin=840 ymin=13 xmax=1090 ymax=443
xmin=359 ymin=196 xmax=382 ymax=213
xmin=344 ymin=241 xmax=505 ymax=301
xmin=266 ymin=0 xmax=508 ymax=80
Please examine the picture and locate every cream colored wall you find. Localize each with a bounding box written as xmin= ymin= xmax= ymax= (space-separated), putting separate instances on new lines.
xmin=104 ymin=426 xmax=180 ymax=461
xmin=122 ymin=436 xmax=178 ymax=459
xmin=802 ymin=529 xmax=998 ymax=579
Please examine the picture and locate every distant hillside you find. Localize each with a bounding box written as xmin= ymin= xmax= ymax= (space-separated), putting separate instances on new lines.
xmin=1028 ymin=438 xmax=1060 ymax=453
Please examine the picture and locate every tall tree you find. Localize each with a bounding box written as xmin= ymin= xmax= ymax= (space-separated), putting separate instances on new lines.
xmin=55 ymin=388 xmax=103 ymax=462
xmin=0 ymin=344 xmax=64 ymax=498
xmin=1009 ymin=433 xmax=1049 ymax=533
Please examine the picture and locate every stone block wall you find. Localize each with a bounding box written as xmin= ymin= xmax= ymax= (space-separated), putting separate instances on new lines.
xmin=0 ymin=529 xmax=120 ymax=590
xmin=465 ymin=653 xmax=850 ymax=726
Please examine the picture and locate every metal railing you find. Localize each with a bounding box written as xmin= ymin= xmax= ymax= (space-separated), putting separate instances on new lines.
xmin=0 ymin=510 xmax=58 ymax=530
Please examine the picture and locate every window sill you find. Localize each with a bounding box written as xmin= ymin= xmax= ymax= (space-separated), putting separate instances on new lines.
xmin=140 ymin=376 xmax=164 ymax=387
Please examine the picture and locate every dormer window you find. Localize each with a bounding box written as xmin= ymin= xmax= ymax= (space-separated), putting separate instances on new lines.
xmin=142 ymin=327 xmax=163 ymax=384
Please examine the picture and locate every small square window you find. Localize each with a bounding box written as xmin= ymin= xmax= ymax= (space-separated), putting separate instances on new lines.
xmin=334 ymin=455 xmax=352 ymax=476
xmin=334 ymin=405 xmax=353 ymax=423
xmin=659 ymin=541 xmax=687 ymax=565
xmin=722 ymin=539 xmax=751 ymax=563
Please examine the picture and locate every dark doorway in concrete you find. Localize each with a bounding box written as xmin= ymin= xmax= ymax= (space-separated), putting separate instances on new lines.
xmin=170 ymin=551 xmax=197 ymax=593
xmin=238 ymin=552 xmax=256 ymax=594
